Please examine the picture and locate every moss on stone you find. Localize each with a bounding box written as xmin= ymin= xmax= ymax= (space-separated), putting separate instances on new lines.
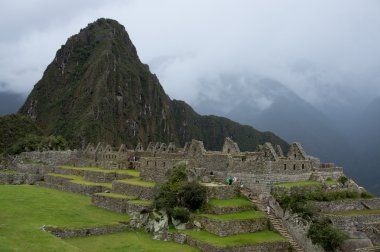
xmin=116 ymin=178 xmax=155 ymax=188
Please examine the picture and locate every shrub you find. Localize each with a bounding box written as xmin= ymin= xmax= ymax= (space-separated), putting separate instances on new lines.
xmin=154 ymin=183 xmax=178 ymax=211
xmin=178 ymin=182 xmax=207 ymax=211
xmin=168 ymin=164 xmax=188 ymax=186
xmin=171 ymin=207 xmax=190 ymax=223
xmin=361 ymin=191 xmax=374 ymax=199
xmin=308 ymin=218 xmax=347 ymax=251
xmin=337 ymin=176 xmax=348 ymax=185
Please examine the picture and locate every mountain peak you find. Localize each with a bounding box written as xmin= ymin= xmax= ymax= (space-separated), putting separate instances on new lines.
xmin=19 ymin=19 xmax=288 ymax=152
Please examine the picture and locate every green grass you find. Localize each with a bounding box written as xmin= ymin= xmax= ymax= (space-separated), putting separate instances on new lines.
xmin=0 ymin=185 xmax=130 ymax=251
xmin=95 ymin=192 xmax=136 ymax=199
xmin=58 ymin=165 xmax=140 ymax=177
xmin=47 ymin=173 xmax=113 ymax=189
xmin=200 ymin=210 xmax=265 ymax=221
xmin=117 ymin=178 xmax=156 ymax=188
xmin=331 ymin=209 xmax=380 ymax=216
xmin=66 ymin=230 xmax=199 ymax=252
xmin=274 ymin=181 xmax=321 ymax=188
xmin=129 ymin=199 xmax=153 ymax=206
xmin=181 ymin=230 xmax=285 ymax=248
xmin=324 ymin=179 xmax=338 ymax=185
xmin=208 ymin=198 xmax=252 ymax=208
xmin=0 ymin=170 xmax=21 ymax=174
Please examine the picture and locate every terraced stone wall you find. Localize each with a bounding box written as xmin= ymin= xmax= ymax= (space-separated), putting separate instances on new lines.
xmin=112 ymin=181 xmax=154 ymax=200
xmin=185 ymin=237 xmax=290 ymax=252
xmin=310 ymin=199 xmax=380 ymax=213
xmin=330 ymin=214 xmax=380 ymax=230
xmin=204 ymin=184 xmax=238 ymax=200
xmin=0 ymin=173 xmax=42 ymax=185
xmin=198 ymin=216 xmax=267 ymax=236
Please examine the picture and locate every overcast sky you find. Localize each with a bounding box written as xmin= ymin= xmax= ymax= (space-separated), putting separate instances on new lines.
xmin=1 ymin=0 xmax=380 ymax=110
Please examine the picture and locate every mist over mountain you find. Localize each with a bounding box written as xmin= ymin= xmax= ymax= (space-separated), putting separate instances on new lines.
xmin=0 ymin=91 xmax=25 ymax=116
xmin=193 ymin=75 xmax=379 ymax=195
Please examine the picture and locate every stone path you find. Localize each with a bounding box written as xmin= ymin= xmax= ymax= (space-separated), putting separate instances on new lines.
xmin=240 ymin=188 xmax=305 ymax=252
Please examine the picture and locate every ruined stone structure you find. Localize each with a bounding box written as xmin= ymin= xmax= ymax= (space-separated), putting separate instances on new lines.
xmin=11 ymin=138 xmax=343 ymax=195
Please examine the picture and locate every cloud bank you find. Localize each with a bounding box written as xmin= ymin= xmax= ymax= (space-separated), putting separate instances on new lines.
xmin=1 ymin=0 xmax=380 ymax=110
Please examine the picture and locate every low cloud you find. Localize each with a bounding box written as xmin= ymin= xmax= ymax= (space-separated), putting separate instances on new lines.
xmin=0 ymin=0 xmax=380 ymax=110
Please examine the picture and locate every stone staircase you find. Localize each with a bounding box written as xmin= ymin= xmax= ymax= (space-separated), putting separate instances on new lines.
xmin=241 ymin=188 xmax=305 ymax=252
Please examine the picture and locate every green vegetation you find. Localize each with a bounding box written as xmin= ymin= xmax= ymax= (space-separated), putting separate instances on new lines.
xmin=47 ymin=173 xmax=112 ymax=189
xmin=58 ymin=165 xmax=140 ymax=177
xmin=274 ymin=180 xmax=321 ymax=188
xmin=331 ymin=209 xmax=380 ymax=216
xmin=208 ymin=197 xmax=252 ymax=208
xmin=307 ymin=218 xmax=347 ymax=251
xmin=181 ymin=230 xmax=286 ymax=248
xmin=154 ymin=164 xmax=207 ymax=215
xmin=0 ymin=114 xmax=42 ymax=153
xmin=171 ymin=207 xmax=191 ymax=223
xmin=118 ymin=178 xmax=156 ymax=187
xmin=0 ymin=185 xmax=130 ymax=251
xmin=128 ymin=199 xmax=153 ymax=206
xmin=337 ymin=176 xmax=348 ymax=185
xmin=200 ymin=210 xmax=265 ymax=221
xmin=95 ymin=192 xmax=136 ymax=199
xmin=324 ymin=178 xmax=338 ymax=185
xmin=66 ymin=230 xmax=199 ymax=252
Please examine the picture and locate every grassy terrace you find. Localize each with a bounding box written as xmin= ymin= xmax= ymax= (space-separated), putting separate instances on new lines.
xmin=208 ymin=198 xmax=252 ymax=208
xmin=331 ymin=209 xmax=380 ymax=216
xmin=0 ymin=185 xmax=197 ymax=252
xmin=181 ymin=230 xmax=285 ymax=248
xmin=324 ymin=179 xmax=339 ymax=186
xmin=129 ymin=199 xmax=153 ymax=206
xmin=66 ymin=231 xmax=199 ymax=252
xmin=47 ymin=173 xmax=113 ymax=189
xmin=95 ymin=192 xmax=136 ymax=199
xmin=58 ymin=165 xmax=140 ymax=177
xmin=274 ymin=180 xmax=321 ymax=188
xmin=116 ymin=178 xmax=156 ymax=188
xmin=200 ymin=210 xmax=265 ymax=221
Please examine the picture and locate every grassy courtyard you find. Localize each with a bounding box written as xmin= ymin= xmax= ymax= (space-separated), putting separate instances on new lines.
xmin=0 ymin=185 xmax=196 ymax=251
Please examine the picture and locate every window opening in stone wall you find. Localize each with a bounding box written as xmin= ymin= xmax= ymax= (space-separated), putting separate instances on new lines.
xmin=293 ymin=164 xmax=296 ymax=170
xmin=302 ymin=164 xmax=304 ymax=169
xmin=146 ymin=161 xmax=148 ymax=165
xmin=228 ymin=148 xmax=230 ymax=153
xmin=294 ymin=154 xmax=297 ymax=158
xmin=163 ymin=161 xmax=165 ymax=167
xmin=284 ymin=164 xmax=286 ymax=170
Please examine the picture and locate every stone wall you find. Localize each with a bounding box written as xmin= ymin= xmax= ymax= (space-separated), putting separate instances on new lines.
xmin=139 ymin=158 xmax=185 ymax=183
xmin=203 ymin=184 xmax=238 ymax=200
xmin=45 ymin=224 xmax=129 ymax=239
xmin=310 ymin=199 xmax=380 ymax=213
xmin=83 ymin=170 xmax=131 ymax=183
xmin=19 ymin=150 xmax=80 ymax=166
xmin=185 ymin=236 xmax=290 ymax=252
xmin=91 ymin=194 xmax=130 ymax=213
xmin=330 ymin=214 xmax=380 ymax=231
xmin=197 ymin=216 xmax=267 ymax=236
xmin=271 ymin=184 xmax=323 ymax=196
xmin=205 ymin=204 xmax=252 ymax=215
xmin=112 ymin=181 xmax=154 ymax=200
xmin=268 ymin=196 xmax=324 ymax=252
xmin=43 ymin=175 xmax=107 ymax=195
xmin=0 ymin=172 xmax=43 ymax=185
